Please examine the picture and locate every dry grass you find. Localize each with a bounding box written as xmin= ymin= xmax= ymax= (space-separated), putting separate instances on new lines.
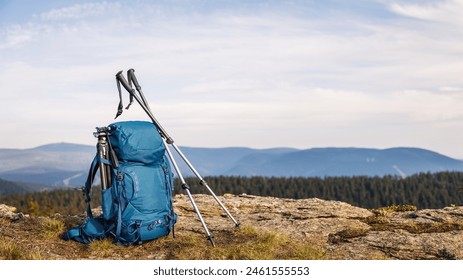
xmin=88 ymin=239 xmax=126 ymax=258
xmin=370 ymin=205 xmax=417 ymax=217
xmin=208 ymin=225 xmax=325 ymax=260
xmin=39 ymin=217 xmax=65 ymax=239
xmin=0 ymin=216 xmax=325 ymax=260
xmin=397 ymin=221 xmax=463 ymax=234
xmin=365 ymin=204 xmax=463 ymax=234
xmin=0 ymin=240 xmax=42 ymax=260
xmin=251 ymin=226 xmax=325 ymax=259
xmin=142 ymin=225 xmax=325 ymax=260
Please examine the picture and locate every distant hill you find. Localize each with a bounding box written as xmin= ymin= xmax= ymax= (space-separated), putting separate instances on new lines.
xmin=225 ymin=147 xmax=463 ymax=177
xmin=171 ymin=147 xmax=299 ymax=176
xmin=0 ymin=143 xmax=94 ymax=188
xmin=1 ymin=143 xmax=463 ymax=191
xmin=0 ymin=178 xmax=56 ymax=196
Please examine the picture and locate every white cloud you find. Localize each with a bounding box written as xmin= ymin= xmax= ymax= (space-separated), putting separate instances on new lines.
xmin=389 ymin=0 xmax=463 ymax=26
xmin=38 ymin=2 xmax=121 ymax=21
xmin=0 ymin=24 xmax=38 ymax=49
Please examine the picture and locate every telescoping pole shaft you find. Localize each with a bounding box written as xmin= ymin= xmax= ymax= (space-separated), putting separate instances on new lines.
xmin=163 ymin=139 xmax=216 ymax=246
xmin=171 ymin=143 xmax=240 ymax=227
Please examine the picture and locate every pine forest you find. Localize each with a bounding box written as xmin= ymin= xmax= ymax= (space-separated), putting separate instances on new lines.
xmin=1 ymin=172 xmax=463 ymax=216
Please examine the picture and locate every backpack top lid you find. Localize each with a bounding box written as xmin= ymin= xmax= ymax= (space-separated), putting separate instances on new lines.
xmin=108 ymin=121 xmax=165 ymax=165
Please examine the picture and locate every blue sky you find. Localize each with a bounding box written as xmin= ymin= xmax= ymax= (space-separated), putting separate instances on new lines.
xmin=1 ymin=0 xmax=463 ymax=158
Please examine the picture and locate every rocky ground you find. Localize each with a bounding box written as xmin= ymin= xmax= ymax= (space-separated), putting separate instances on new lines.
xmin=2 ymin=194 xmax=463 ymax=260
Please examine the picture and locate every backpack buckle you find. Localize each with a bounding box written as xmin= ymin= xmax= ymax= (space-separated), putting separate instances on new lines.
xmin=117 ymin=171 xmax=124 ymax=181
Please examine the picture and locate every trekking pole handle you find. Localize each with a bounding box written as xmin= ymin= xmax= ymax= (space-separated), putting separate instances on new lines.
xmin=115 ymin=70 xmax=175 ymax=144
xmin=116 ymin=71 xmax=135 ymax=94
xmin=127 ymin=68 xmax=149 ymax=109
xmin=127 ymin=68 xmax=142 ymax=90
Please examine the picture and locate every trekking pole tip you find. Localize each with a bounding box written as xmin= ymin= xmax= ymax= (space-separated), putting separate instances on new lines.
xmin=207 ymin=235 xmax=216 ymax=247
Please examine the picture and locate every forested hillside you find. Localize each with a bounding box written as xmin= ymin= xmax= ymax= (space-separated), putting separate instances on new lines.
xmin=0 ymin=178 xmax=51 ymax=196
xmin=2 ymin=172 xmax=463 ymax=216
xmin=183 ymin=172 xmax=463 ymax=209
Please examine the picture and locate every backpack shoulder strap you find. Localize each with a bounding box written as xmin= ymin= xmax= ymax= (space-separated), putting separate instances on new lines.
xmin=83 ymin=153 xmax=112 ymax=219
xmin=63 ymin=155 xmax=115 ymax=244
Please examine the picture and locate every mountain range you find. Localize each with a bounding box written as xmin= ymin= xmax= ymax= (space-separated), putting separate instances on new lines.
xmin=1 ymin=143 xmax=463 ymax=191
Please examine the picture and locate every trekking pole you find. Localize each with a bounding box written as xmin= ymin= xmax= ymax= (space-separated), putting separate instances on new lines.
xmin=170 ymin=144 xmax=240 ymax=227
xmin=164 ymin=139 xmax=216 ymax=246
xmin=115 ymin=69 xmax=240 ymax=227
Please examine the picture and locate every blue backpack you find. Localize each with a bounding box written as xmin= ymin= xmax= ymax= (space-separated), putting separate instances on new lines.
xmin=63 ymin=121 xmax=177 ymax=245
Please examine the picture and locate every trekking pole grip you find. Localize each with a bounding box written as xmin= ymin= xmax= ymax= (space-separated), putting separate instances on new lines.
xmin=116 ymin=71 xmax=134 ymax=93
xmin=127 ymin=68 xmax=142 ymax=90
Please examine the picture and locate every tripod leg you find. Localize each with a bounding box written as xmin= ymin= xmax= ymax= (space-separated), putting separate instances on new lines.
xmin=171 ymin=143 xmax=240 ymax=227
xmin=96 ymin=133 xmax=110 ymax=190
xmin=164 ymin=140 xmax=216 ymax=246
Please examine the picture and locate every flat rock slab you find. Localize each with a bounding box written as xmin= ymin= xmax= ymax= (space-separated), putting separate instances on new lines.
xmin=173 ymin=194 xmax=463 ymax=259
